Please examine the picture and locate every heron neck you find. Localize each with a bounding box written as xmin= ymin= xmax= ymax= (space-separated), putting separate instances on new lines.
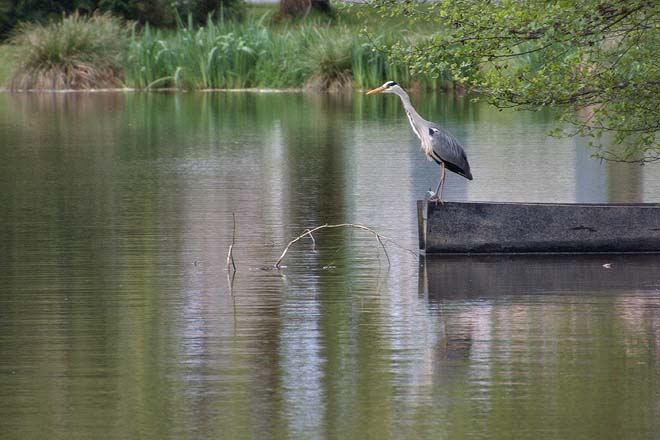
xmin=396 ymin=89 xmax=426 ymax=139
xmin=397 ymin=90 xmax=424 ymax=124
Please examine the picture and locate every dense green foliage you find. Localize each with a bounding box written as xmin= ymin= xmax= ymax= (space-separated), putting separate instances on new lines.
xmin=9 ymin=13 xmax=127 ymax=89
xmin=370 ymin=0 xmax=660 ymax=163
xmin=3 ymin=6 xmax=449 ymax=91
xmin=0 ymin=0 xmax=243 ymax=37
xmin=124 ymin=13 xmax=445 ymax=90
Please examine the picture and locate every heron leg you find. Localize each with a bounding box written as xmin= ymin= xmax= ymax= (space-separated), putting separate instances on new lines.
xmin=433 ymin=162 xmax=446 ymax=203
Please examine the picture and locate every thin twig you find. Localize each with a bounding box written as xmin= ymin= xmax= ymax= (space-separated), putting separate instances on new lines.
xmin=304 ymin=228 xmax=317 ymax=251
xmin=226 ymin=269 xmax=236 ymax=296
xmin=225 ymin=270 xmax=237 ymax=332
xmin=376 ymin=235 xmax=391 ymax=266
xmin=274 ymin=223 xmax=409 ymax=268
xmin=226 ymin=212 xmax=237 ymax=272
xmin=226 ymin=244 xmax=234 ymax=271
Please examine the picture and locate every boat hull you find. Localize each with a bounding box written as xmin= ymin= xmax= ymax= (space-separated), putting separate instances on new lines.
xmin=418 ymin=200 xmax=660 ymax=254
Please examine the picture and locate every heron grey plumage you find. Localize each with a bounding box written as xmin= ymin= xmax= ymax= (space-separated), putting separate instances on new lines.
xmin=367 ymin=81 xmax=472 ymax=201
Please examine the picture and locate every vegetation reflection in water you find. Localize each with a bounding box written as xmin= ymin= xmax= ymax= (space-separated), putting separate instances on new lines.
xmin=0 ymin=92 xmax=659 ymax=440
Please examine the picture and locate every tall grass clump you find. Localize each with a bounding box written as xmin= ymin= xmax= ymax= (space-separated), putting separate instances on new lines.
xmin=9 ymin=13 xmax=128 ymax=90
xmin=126 ymin=14 xmax=275 ymax=89
xmin=304 ymin=31 xmax=353 ymax=91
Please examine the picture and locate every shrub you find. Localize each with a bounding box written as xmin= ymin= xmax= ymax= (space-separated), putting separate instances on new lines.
xmin=9 ymin=13 xmax=128 ymax=90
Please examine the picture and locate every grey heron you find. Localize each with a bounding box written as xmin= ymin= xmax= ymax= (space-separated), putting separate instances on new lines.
xmin=367 ymin=81 xmax=472 ymax=202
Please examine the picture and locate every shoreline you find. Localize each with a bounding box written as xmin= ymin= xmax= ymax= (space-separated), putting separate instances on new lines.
xmin=0 ymin=87 xmax=309 ymax=93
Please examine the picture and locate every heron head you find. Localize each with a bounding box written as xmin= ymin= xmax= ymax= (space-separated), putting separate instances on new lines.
xmin=366 ymin=81 xmax=400 ymax=95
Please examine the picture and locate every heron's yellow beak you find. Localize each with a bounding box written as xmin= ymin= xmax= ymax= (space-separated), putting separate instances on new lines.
xmin=366 ymin=86 xmax=386 ymax=95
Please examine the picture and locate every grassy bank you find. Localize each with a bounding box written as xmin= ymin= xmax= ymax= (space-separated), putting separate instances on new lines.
xmin=0 ymin=45 xmax=16 ymax=87
xmin=2 ymin=6 xmax=451 ymax=91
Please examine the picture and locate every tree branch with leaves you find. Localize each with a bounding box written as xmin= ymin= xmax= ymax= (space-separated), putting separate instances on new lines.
xmin=369 ymin=0 xmax=660 ymax=163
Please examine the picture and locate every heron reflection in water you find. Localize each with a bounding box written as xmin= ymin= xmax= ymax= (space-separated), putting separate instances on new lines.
xmin=367 ymin=81 xmax=472 ymax=202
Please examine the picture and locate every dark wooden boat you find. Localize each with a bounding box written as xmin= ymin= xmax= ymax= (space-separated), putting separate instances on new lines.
xmin=417 ymin=199 xmax=660 ymax=254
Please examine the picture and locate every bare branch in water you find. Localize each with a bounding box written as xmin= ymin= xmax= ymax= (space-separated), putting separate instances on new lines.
xmin=274 ymin=223 xmax=414 ymax=268
xmin=226 ymin=212 xmax=237 ymax=272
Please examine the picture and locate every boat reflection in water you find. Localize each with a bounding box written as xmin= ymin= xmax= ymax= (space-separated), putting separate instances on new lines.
xmin=421 ymin=254 xmax=660 ymax=299
xmin=418 ymin=255 xmax=660 ymax=366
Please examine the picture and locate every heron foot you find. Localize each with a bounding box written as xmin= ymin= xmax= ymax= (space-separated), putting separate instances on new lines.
xmin=427 ymin=193 xmax=445 ymax=205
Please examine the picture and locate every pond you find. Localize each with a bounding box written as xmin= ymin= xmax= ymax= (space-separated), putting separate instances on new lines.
xmin=1 ymin=91 xmax=659 ymax=439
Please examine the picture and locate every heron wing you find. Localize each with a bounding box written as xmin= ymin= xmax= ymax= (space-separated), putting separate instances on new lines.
xmin=427 ymin=123 xmax=473 ymax=180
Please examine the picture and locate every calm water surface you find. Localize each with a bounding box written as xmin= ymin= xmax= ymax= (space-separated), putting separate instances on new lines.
xmin=0 ymin=92 xmax=659 ymax=439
